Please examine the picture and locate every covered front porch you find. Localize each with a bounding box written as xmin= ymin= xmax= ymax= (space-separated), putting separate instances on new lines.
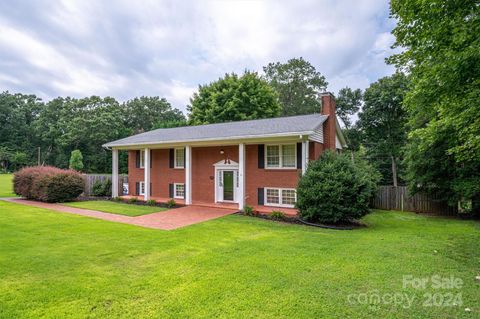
xmin=119 ymin=195 xmax=299 ymax=217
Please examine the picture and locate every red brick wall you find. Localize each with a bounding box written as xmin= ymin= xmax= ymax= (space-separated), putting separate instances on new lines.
xmin=321 ymin=93 xmax=337 ymax=151
xmin=191 ymin=146 xmax=238 ymax=203
xmin=245 ymin=144 xmax=301 ymax=206
xmin=128 ymin=149 xmax=184 ymax=197
xmin=128 ymin=141 xmax=327 ymax=203
xmin=128 ymin=150 xmax=143 ymax=196
xmin=309 ymin=141 xmax=324 ymax=161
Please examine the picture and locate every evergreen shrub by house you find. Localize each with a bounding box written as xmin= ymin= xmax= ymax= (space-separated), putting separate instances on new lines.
xmin=92 ymin=179 xmax=112 ymax=197
xmin=13 ymin=166 xmax=84 ymax=202
xmin=296 ymin=151 xmax=380 ymax=224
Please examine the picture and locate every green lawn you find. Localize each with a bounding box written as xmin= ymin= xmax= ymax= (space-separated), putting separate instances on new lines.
xmin=62 ymin=200 xmax=166 ymax=216
xmin=0 ymin=201 xmax=478 ymax=318
xmin=0 ymin=174 xmax=16 ymax=197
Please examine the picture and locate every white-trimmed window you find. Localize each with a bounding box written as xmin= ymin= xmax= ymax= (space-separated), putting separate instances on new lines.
xmin=174 ymin=148 xmax=185 ymax=168
xmin=266 ymin=144 xmax=296 ymax=168
xmin=174 ymin=183 xmax=185 ymax=199
xmin=264 ymin=187 xmax=297 ymax=207
xmin=139 ymin=181 xmax=145 ymax=195
xmin=139 ymin=150 xmax=145 ymax=168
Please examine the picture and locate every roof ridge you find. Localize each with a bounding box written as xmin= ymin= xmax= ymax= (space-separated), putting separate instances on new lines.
xmin=149 ymin=113 xmax=325 ymax=133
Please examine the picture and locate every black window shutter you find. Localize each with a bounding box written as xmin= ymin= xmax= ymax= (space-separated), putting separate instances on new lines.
xmin=169 ymin=183 xmax=174 ymax=198
xmin=135 ymin=150 xmax=140 ymax=168
xmin=150 ymin=183 xmax=152 ymax=196
xmin=150 ymin=150 xmax=153 ymax=168
xmin=169 ymin=149 xmax=174 ymax=168
xmin=258 ymin=188 xmax=264 ymax=205
xmin=135 ymin=182 xmax=139 ymax=195
xmin=258 ymin=145 xmax=265 ymax=169
xmin=296 ymin=143 xmax=302 ymax=169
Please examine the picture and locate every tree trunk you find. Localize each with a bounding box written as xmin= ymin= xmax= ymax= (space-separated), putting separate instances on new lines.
xmin=391 ymin=155 xmax=398 ymax=187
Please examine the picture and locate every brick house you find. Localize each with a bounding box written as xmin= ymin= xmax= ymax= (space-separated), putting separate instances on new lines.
xmin=103 ymin=93 xmax=346 ymax=211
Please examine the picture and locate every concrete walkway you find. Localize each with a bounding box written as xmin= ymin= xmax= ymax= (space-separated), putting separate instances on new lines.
xmin=1 ymin=198 xmax=237 ymax=230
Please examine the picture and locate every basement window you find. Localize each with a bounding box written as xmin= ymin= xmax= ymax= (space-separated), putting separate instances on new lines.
xmin=264 ymin=187 xmax=296 ymax=208
xmin=174 ymin=183 xmax=185 ymax=199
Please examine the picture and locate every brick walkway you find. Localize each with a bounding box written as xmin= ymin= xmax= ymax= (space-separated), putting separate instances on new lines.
xmin=1 ymin=198 xmax=237 ymax=230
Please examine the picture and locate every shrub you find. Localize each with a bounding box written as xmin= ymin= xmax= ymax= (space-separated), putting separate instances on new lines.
xmin=112 ymin=196 xmax=122 ymax=202
xmin=13 ymin=166 xmax=85 ymax=202
xmin=270 ymin=210 xmax=285 ymax=220
xmin=69 ymin=150 xmax=84 ymax=171
xmin=146 ymin=199 xmax=157 ymax=206
xmin=92 ymin=179 xmax=112 ymax=197
xmin=128 ymin=197 xmax=138 ymax=204
xmin=296 ymin=151 xmax=380 ymax=224
xmin=243 ymin=205 xmax=255 ymax=216
xmin=167 ymin=199 xmax=176 ymax=208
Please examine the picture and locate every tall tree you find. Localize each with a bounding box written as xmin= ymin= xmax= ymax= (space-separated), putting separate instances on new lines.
xmin=36 ymin=96 xmax=130 ymax=173
xmin=335 ymin=87 xmax=362 ymax=129
xmin=263 ymin=57 xmax=328 ymax=116
xmin=188 ymin=71 xmax=281 ymax=125
xmin=0 ymin=92 xmax=42 ymax=168
xmin=389 ymin=0 xmax=480 ymax=206
xmin=358 ymin=72 xmax=409 ymax=186
xmin=123 ymin=96 xmax=185 ymax=134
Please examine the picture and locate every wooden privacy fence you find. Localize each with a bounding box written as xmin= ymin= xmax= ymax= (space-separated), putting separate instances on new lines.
xmin=83 ymin=174 xmax=128 ymax=196
xmin=372 ymin=186 xmax=458 ymax=216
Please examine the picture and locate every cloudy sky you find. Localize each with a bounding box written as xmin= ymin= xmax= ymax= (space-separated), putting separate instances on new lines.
xmin=0 ymin=0 xmax=397 ymax=113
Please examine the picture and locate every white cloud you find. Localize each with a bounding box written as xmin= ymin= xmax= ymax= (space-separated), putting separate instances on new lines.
xmin=0 ymin=0 xmax=397 ymax=113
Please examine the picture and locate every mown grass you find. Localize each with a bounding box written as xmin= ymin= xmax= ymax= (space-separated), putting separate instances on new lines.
xmin=0 ymin=201 xmax=478 ymax=318
xmin=0 ymin=174 xmax=16 ymax=197
xmin=62 ymin=200 xmax=166 ymax=216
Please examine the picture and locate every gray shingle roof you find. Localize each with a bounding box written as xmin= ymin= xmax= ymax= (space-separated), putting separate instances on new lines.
xmin=103 ymin=113 xmax=328 ymax=148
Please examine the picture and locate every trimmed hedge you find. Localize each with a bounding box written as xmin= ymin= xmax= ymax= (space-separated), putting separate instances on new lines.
xmin=296 ymin=151 xmax=380 ymax=224
xmin=13 ymin=166 xmax=85 ymax=202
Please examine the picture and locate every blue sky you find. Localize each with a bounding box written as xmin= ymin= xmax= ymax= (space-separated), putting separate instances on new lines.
xmin=0 ymin=0 xmax=397 ymax=113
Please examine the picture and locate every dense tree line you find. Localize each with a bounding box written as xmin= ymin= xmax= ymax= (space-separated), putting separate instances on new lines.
xmin=0 ymin=93 xmax=184 ymax=173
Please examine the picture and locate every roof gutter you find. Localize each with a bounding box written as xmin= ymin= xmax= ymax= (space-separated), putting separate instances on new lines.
xmin=102 ymin=130 xmax=315 ymax=149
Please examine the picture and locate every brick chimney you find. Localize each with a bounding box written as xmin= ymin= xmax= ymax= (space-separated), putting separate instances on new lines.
xmin=320 ymin=92 xmax=337 ymax=151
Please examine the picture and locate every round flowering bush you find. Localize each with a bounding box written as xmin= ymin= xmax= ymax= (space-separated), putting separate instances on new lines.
xmin=296 ymin=151 xmax=380 ymax=224
xmin=13 ymin=166 xmax=85 ymax=202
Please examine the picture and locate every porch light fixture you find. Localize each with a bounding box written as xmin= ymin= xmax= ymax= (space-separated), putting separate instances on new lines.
xmin=220 ymin=149 xmax=225 ymax=154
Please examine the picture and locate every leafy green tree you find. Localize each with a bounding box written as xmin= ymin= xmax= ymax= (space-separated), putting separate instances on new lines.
xmin=0 ymin=147 xmax=13 ymax=172
xmin=335 ymin=87 xmax=362 ymax=129
xmin=11 ymin=152 xmax=28 ymax=171
xmin=358 ymin=73 xmax=409 ymax=186
xmin=123 ymin=96 xmax=185 ymax=134
xmin=36 ymin=96 xmax=130 ymax=173
xmin=343 ymin=125 xmax=363 ymax=153
xmin=153 ymin=119 xmax=187 ymax=129
xmin=188 ymin=71 xmax=281 ymax=125
xmin=0 ymin=91 xmax=42 ymax=167
xmin=263 ymin=57 xmax=328 ymax=116
xmin=389 ymin=0 xmax=480 ymax=206
xmin=69 ymin=150 xmax=84 ymax=171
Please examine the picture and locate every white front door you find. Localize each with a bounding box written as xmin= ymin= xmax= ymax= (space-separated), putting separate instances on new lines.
xmin=217 ymin=169 xmax=238 ymax=202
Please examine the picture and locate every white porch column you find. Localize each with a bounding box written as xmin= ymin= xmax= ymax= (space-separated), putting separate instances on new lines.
xmin=144 ymin=148 xmax=150 ymax=201
xmin=185 ymin=146 xmax=192 ymax=205
xmin=302 ymin=141 xmax=309 ymax=175
xmin=111 ymin=149 xmax=119 ymax=198
xmin=238 ymin=143 xmax=245 ymax=210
